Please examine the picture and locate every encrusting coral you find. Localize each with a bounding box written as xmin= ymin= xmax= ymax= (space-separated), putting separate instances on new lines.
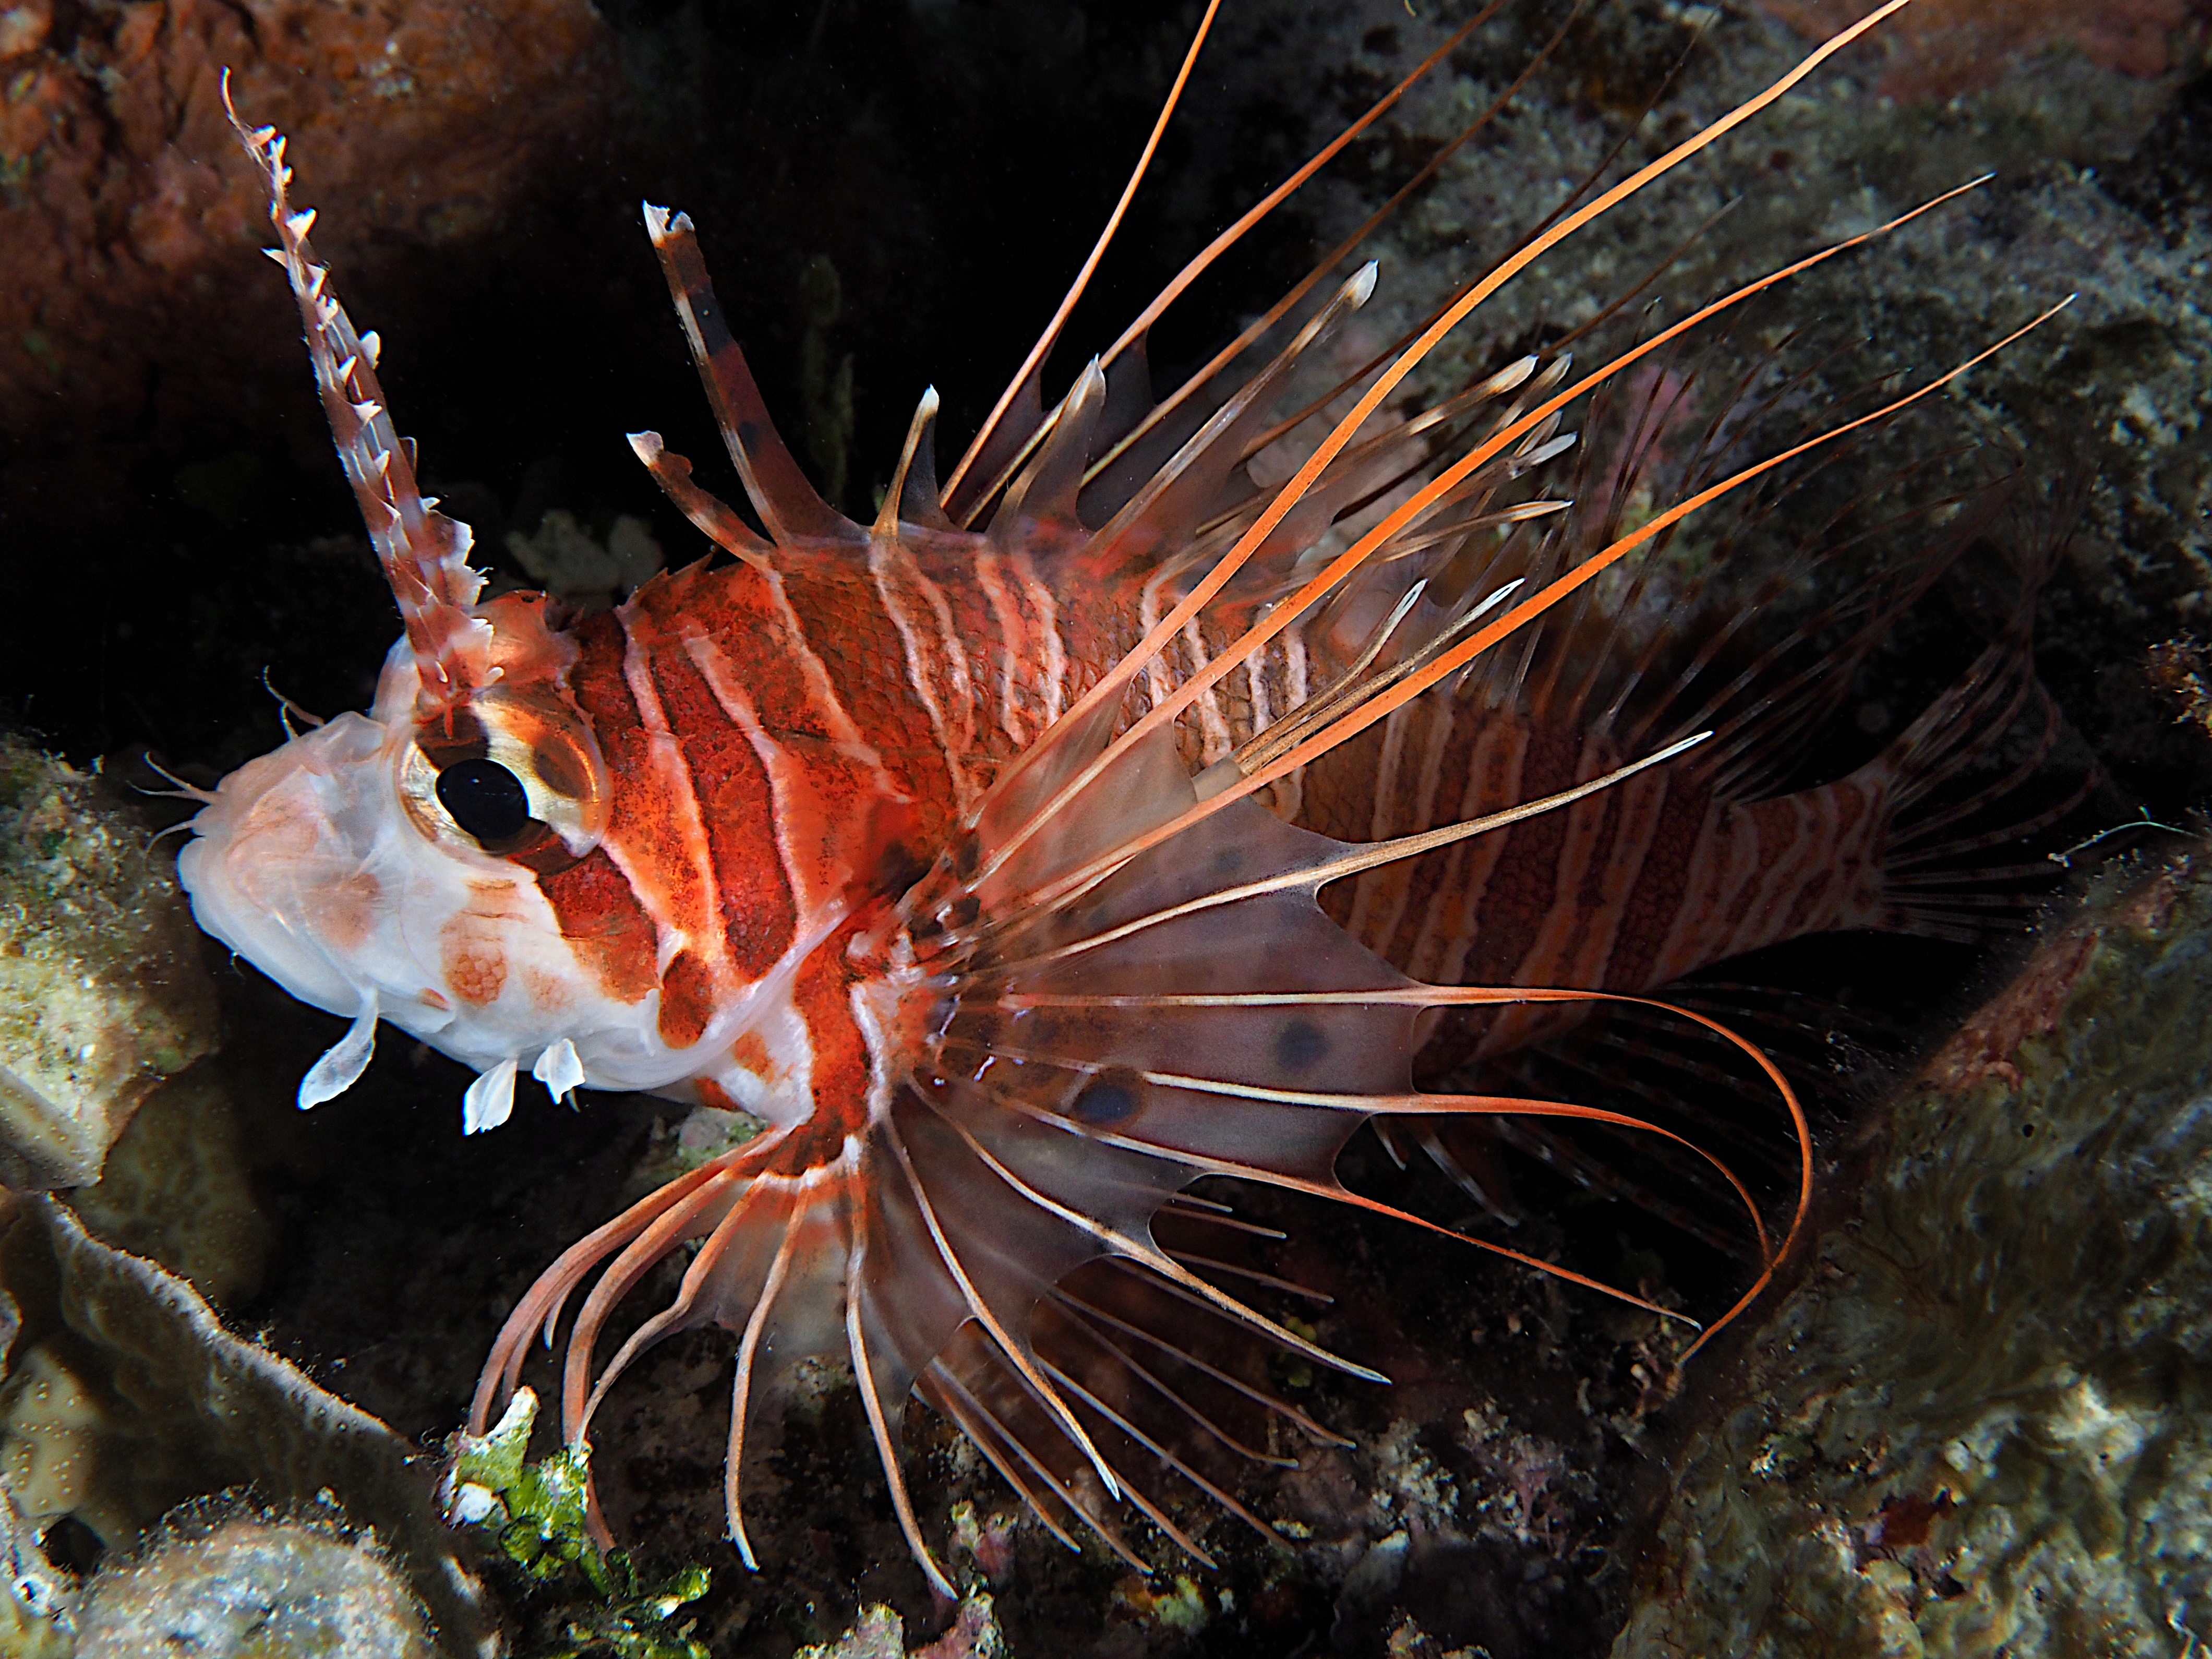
xmin=74 ymin=1513 xmax=437 ymax=1659
xmin=0 ymin=737 xmax=216 ymax=1190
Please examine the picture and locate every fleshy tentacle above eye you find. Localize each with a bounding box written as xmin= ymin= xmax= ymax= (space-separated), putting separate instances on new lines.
xmin=220 ymin=71 xmax=492 ymax=726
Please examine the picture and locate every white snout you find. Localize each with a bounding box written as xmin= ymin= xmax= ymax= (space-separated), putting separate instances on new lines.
xmin=178 ymin=711 xmax=407 ymax=1020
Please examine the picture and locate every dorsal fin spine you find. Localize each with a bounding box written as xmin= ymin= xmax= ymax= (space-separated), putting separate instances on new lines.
xmin=644 ymin=202 xmax=864 ymax=547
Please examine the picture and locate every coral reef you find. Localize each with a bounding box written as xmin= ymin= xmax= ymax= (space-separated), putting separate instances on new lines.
xmin=0 ymin=1485 xmax=73 ymax=1656
xmin=0 ymin=1197 xmax=497 ymax=1655
xmin=1615 ymin=844 xmax=2212 ymax=1656
xmin=74 ymin=1513 xmax=436 ymax=1659
xmin=0 ymin=738 xmax=215 ymax=1189
xmin=2 ymin=1 xmax=2209 ymax=1654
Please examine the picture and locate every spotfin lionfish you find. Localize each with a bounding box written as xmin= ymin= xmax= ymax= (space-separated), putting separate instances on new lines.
xmin=177 ymin=0 xmax=2073 ymax=1592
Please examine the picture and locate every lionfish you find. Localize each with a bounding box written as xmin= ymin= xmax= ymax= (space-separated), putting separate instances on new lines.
xmin=177 ymin=0 xmax=2064 ymax=1592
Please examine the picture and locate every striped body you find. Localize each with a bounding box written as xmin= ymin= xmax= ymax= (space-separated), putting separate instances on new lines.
xmin=516 ymin=535 xmax=1892 ymax=1124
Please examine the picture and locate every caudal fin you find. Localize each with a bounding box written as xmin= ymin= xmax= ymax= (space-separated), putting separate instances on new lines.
xmin=1852 ymin=484 xmax=2102 ymax=941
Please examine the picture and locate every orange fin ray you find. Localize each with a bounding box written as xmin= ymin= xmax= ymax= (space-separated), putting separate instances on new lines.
xmin=1074 ymin=0 xmax=1579 ymax=526
xmin=917 ymin=1351 xmax=1141 ymax=1565
xmin=725 ymin=1199 xmax=805 ymax=1570
xmin=1085 ymin=265 xmax=1378 ymax=569
xmin=469 ymin=1150 xmax=758 ymax=1435
xmin=963 ymin=174 xmax=2000 ymax=912
xmin=942 ymin=0 xmax=1226 ymax=517
xmin=1036 ymin=1355 xmax=1265 ymax=1544
xmin=878 ymin=1113 xmax=1124 ymax=1500
xmin=1060 ymin=303 xmax=2074 ymax=928
xmin=571 ymin=1174 xmax=782 ymax=1442
xmin=1047 ymin=1281 xmax=1337 ymax=1459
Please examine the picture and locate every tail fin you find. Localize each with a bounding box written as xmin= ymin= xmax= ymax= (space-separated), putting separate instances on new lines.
xmin=1862 ymin=493 xmax=2100 ymax=943
xmin=1386 ymin=474 xmax=2100 ymax=1266
xmin=1869 ymin=666 xmax=2075 ymax=940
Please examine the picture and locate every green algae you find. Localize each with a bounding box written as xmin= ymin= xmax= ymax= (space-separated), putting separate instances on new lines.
xmin=447 ymin=1390 xmax=712 ymax=1659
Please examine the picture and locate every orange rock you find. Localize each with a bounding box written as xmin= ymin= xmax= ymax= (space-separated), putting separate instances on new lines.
xmin=0 ymin=0 xmax=614 ymax=450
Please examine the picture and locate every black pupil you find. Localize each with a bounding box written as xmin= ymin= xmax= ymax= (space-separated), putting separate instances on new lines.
xmin=436 ymin=758 xmax=532 ymax=843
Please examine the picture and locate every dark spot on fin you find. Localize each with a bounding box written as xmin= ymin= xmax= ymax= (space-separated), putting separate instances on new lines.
xmin=1275 ymin=1018 xmax=1330 ymax=1073
xmin=871 ymin=839 xmax=929 ymax=901
xmin=1072 ymin=1073 xmax=1142 ymax=1126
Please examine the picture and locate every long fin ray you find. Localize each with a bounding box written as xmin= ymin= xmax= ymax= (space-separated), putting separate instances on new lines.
xmin=880 ymin=1116 xmax=1124 ymax=1499
xmin=943 ymin=0 xmax=1227 ymax=515
xmin=969 ymin=293 xmax=2068 ymax=945
xmin=644 ymin=203 xmax=864 ymax=546
xmin=726 ymin=1196 xmax=805 ymax=1569
xmin=1078 ymin=1 xmax=1585 ymax=523
xmin=955 ymin=168 xmax=1991 ymax=910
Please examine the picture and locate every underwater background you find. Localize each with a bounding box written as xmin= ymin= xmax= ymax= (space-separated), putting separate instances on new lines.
xmin=2 ymin=0 xmax=2211 ymax=1653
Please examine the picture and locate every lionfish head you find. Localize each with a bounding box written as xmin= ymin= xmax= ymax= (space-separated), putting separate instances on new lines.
xmin=185 ymin=525 xmax=647 ymax=1128
xmin=177 ymin=583 xmax=627 ymax=1113
xmin=179 ymin=83 xmax=648 ymax=1128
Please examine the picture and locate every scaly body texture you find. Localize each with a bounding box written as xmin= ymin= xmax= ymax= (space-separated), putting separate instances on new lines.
xmin=176 ymin=0 xmax=2065 ymax=1590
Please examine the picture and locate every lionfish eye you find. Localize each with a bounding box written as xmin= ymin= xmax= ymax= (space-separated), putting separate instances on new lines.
xmin=436 ymin=758 xmax=533 ymax=844
xmin=398 ymin=688 xmax=607 ymax=872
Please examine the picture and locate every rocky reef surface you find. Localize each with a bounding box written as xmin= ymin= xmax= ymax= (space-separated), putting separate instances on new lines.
xmin=1617 ymin=845 xmax=2212 ymax=1658
xmin=0 ymin=0 xmax=2209 ymax=1654
xmin=0 ymin=736 xmax=214 ymax=1190
xmin=0 ymin=0 xmax=611 ymax=459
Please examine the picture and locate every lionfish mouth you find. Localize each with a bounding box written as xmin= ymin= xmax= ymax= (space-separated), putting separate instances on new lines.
xmin=208 ymin=0 xmax=2077 ymax=1603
